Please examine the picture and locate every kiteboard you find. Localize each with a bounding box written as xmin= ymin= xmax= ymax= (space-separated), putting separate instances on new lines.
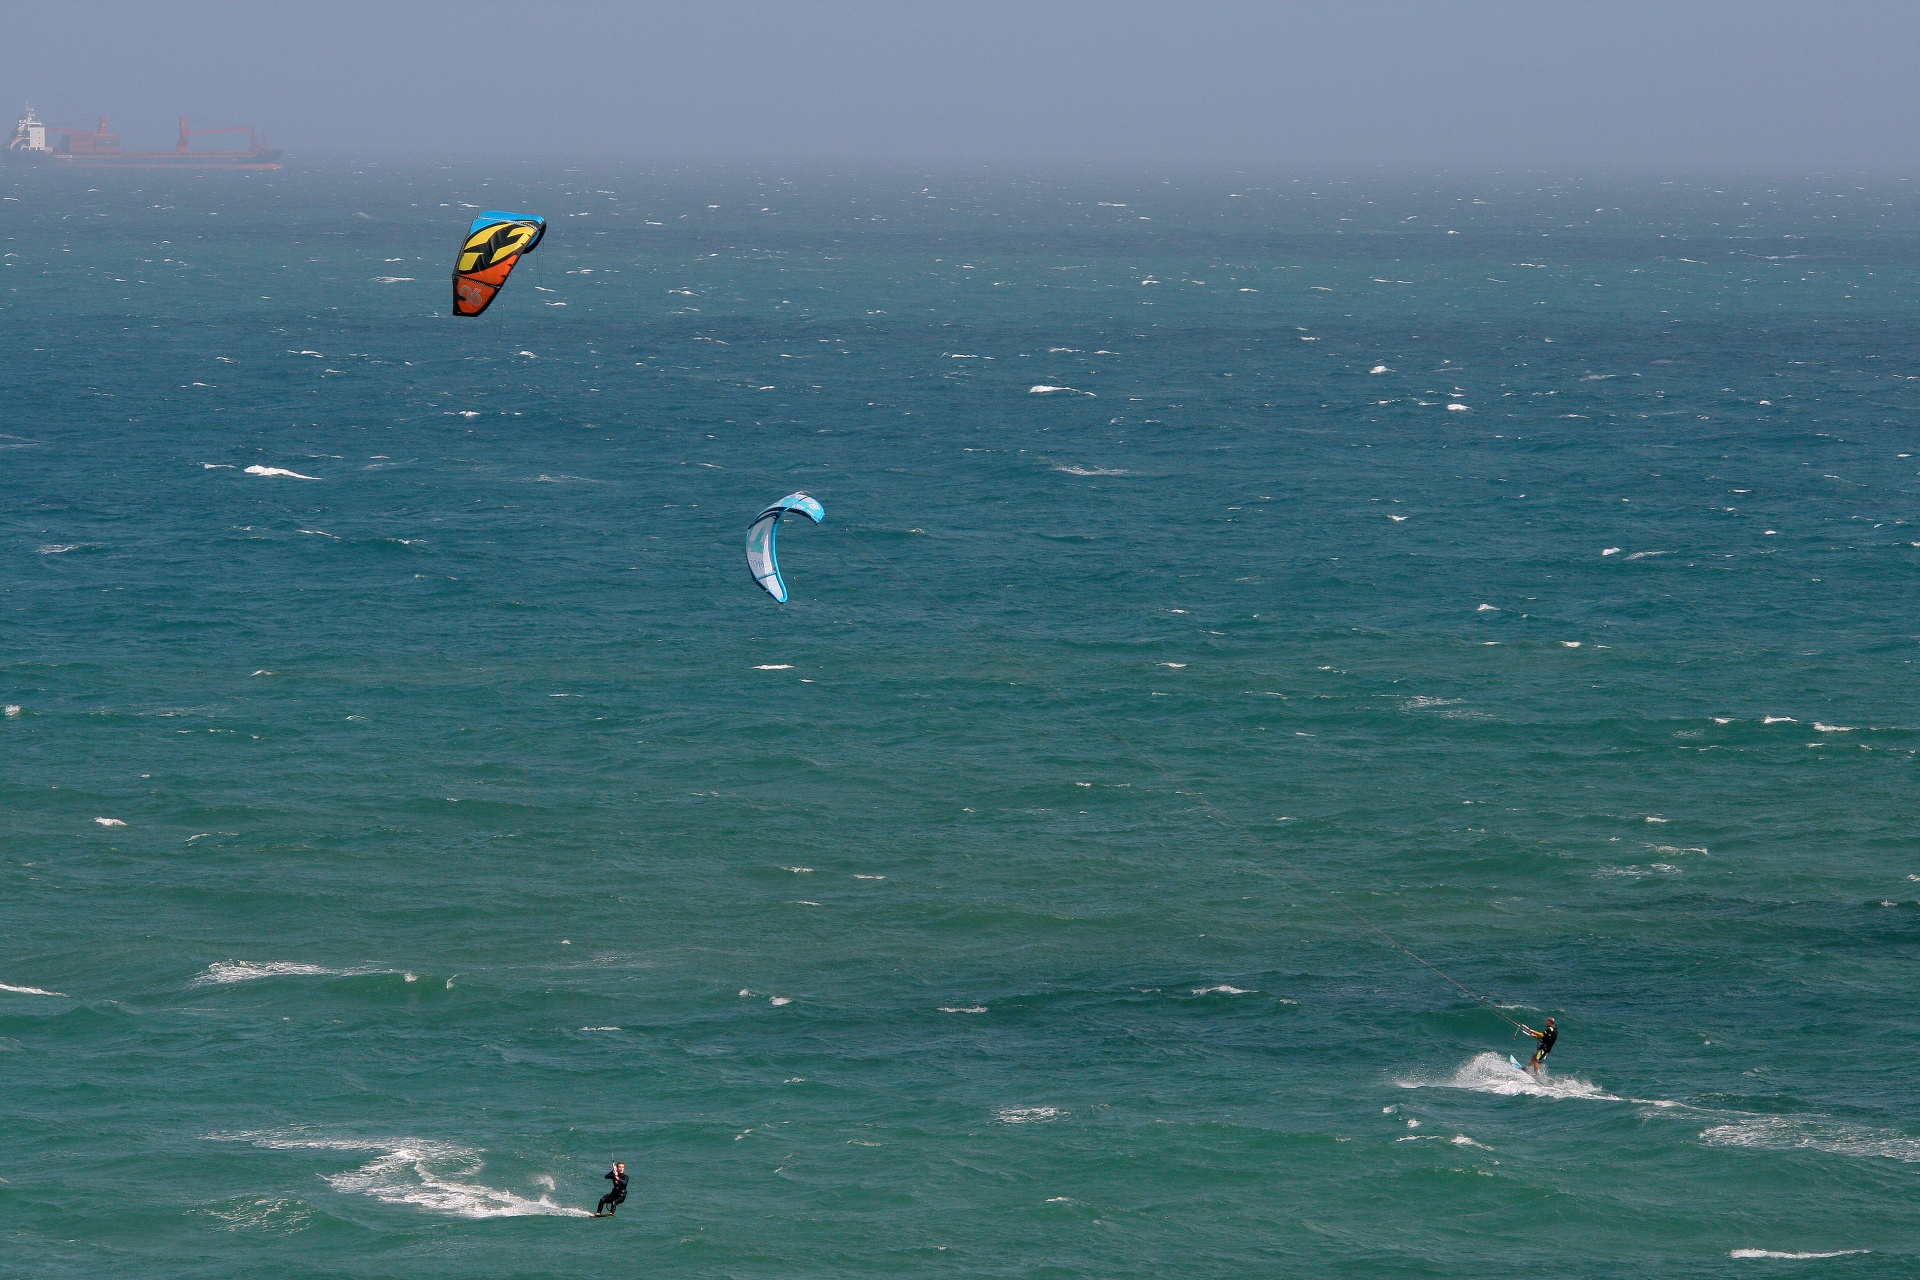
xmin=1509 ymin=1055 xmax=1527 ymax=1074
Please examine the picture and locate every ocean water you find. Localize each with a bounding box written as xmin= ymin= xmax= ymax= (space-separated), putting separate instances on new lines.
xmin=3 ymin=162 xmax=1919 ymax=1277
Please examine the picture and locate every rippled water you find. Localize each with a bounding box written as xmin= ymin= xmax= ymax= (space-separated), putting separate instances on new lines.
xmin=4 ymin=164 xmax=1919 ymax=1276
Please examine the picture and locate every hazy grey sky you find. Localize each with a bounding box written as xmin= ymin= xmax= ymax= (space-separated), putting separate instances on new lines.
xmin=3 ymin=1 xmax=1918 ymax=168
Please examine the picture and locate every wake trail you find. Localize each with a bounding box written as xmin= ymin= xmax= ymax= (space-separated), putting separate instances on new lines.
xmin=209 ymin=1132 xmax=590 ymax=1218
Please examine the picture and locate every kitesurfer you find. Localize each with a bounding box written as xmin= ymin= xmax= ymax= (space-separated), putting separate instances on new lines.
xmin=596 ymin=1161 xmax=628 ymax=1216
xmin=1519 ymin=1017 xmax=1557 ymax=1078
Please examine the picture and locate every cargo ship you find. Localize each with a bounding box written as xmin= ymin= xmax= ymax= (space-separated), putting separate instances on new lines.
xmin=4 ymin=105 xmax=282 ymax=169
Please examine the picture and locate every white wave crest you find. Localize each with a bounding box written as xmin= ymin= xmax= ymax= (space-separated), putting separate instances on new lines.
xmin=1054 ymin=465 xmax=1127 ymax=476
xmin=192 ymin=961 xmax=387 ymax=985
xmin=1701 ymin=1115 xmax=1920 ymax=1163
xmin=209 ymin=1132 xmax=588 ymax=1218
xmin=1398 ymin=1051 xmax=1622 ymax=1101
xmin=0 ymin=982 xmax=68 ymax=997
xmin=1191 ymin=984 xmax=1254 ymax=995
xmin=244 ymin=465 xmax=321 ymax=480
xmin=1731 ymin=1249 xmax=1868 ymax=1259
xmin=996 ymin=1106 xmax=1064 ymax=1124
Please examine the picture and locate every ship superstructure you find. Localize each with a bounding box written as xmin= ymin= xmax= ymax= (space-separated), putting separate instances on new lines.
xmin=5 ymin=105 xmax=282 ymax=168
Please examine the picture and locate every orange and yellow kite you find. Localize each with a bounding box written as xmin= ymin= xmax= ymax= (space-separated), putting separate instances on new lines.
xmin=452 ymin=211 xmax=546 ymax=317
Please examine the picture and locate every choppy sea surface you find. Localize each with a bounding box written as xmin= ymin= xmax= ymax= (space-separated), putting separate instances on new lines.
xmin=3 ymin=162 xmax=1919 ymax=1277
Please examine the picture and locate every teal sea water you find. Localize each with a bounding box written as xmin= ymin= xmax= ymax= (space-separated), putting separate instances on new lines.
xmin=3 ymin=163 xmax=1919 ymax=1277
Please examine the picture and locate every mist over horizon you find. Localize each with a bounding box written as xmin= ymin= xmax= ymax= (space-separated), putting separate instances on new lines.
xmin=2 ymin=0 xmax=1918 ymax=171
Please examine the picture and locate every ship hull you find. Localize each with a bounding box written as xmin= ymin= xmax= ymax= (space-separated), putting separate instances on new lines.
xmin=3 ymin=149 xmax=283 ymax=169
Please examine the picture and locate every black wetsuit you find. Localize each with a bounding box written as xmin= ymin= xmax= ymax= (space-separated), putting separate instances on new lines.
xmin=1531 ymin=1025 xmax=1558 ymax=1064
xmin=597 ymin=1169 xmax=628 ymax=1215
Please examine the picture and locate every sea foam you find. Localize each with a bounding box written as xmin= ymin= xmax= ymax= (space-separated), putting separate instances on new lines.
xmin=1701 ymin=1115 xmax=1920 ymax=1163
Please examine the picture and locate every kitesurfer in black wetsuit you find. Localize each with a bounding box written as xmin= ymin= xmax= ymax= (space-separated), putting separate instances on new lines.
xmin=596 ymin=1161 xmax=628 ymax=1216
xmin=1520 ymin=1017 xmax=1557 ymax=1078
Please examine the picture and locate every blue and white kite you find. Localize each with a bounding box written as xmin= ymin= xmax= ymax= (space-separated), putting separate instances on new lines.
xmin=745 ymin=491 xmax=825 ymax=602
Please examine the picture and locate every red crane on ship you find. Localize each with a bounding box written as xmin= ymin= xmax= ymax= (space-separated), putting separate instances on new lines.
xmin=177 ymin=116 xmax=266 ymax=155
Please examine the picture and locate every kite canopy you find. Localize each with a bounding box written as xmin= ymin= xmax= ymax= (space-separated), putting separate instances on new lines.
xmin=452 ymin=210 xmax=546 ymax=317
xmin=745 ymin=492 xmax=825 ymax=603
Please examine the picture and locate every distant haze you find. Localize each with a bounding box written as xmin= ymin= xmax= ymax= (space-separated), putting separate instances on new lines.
xmin=2 ymin=0 xmax=1918 ymax=168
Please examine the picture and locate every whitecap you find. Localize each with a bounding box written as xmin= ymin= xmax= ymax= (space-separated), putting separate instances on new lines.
xmin=192 ymin=961 xmax=374 ymax=985
xmin=1730 ymin=1249 xmax=1867 ymax=1259
xmin=1813 ymin=723 xmax=1854 ymax=733
xmin=208 ymin=1132 xmax=588 ymax=1218
xmin=768 ymin=996 xmax=792 ymax=1006
xmin=1369 ymin=365 xmax=1389 ymax=374
xmin=244 ymin=465 xmax=321 ymax=480
xmin=370 ymin=276 xmax=414 ymax=283
xmin=94 ymin=817 xmax=126 ymax=827
xmin=1 ymin=705 xmax=18 ymax=717
xmin=939 ymin=1006 xmax=988 ymax=1013
xmin=1054 ymin=465 xmax=1127 ymax=476
xmin=996 ymin=1107 xmax=1064 ymax=1124
xmin=38 ymin=544 xmax=84 ymax=554
xmin=1446 ymin=403 xmax=1469 ymax=411
xmin=1192 ymin=984 xmax=1254 ymax=995
xmin=753 ymin=664 xmax=794 ymax=670
xmin=1029 ymin=385 xmax=1094 ymax=396
xmin=1476 ymin=603 xmax=1498 ymax=612
xmin=1601 ymin=547 xmax=1621 ymax=555
xmin=1387 ymin=514 xmax=1408 ymax=521
xmin=1762 ymin=716 xmax=1797 ymax=724
xmin=0 ymin=982 xmax=67 ymax=997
